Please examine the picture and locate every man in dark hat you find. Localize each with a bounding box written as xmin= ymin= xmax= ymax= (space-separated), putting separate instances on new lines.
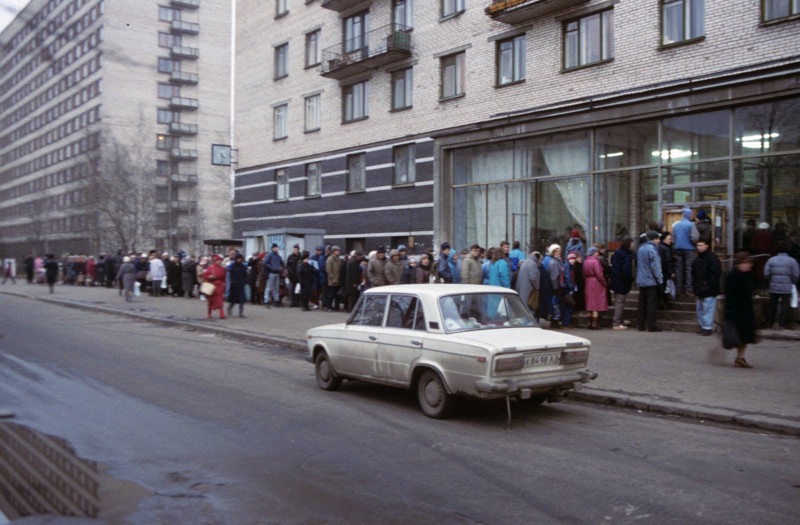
xmin=261 ymin=243 xmax=284 ymax=306
xmin=367 ymin=246 xmax=388 ymax=287
xmin=438 ymin=242 xmax=453 ymax=283
xmin=636 ymin=231 xmax=663 ymax=332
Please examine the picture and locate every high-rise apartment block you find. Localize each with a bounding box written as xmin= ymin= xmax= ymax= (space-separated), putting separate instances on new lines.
xmin=234 ymin=0 xmax=800 ymax=256
xmin=0 ymin=0 xmax=232 ymax=258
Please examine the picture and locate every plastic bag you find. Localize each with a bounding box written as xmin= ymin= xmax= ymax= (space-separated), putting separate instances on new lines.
xmin=161 ymin=276 xmax=168 ymax=289
xmin=665 ymin=279 xmax=676 ymax=300
xmin=791 ymin=285 xmax=798 ymax=309
xmin=134 ymin=282 xmax=141 ymax=297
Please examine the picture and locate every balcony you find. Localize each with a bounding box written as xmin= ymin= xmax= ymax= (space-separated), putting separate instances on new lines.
xmin=321 ymin=25 xmax=412 ymax=79
xmin=170 ymin=96 xmax=199 ymax=110
xmin=170 ymin=148 xmax=198 ymax=160
xmin=169 ymin=122 xmax=198 ymax=135
xmin=170 ymin=45 xmax=199 ymax=60
xmin=170 ymin=173 xmax=198 ymax=185
xmin=320 ymin=0 xmax=365 ymax=12
xmin=170 ymin=70 xmax=199 ymax=84
xmin=170 ymin=200 xmax=197 ymax=212
xmin=486 ymin=0 xmax=589 ymax=24
xmin=171 ymin=20 xmax=200 ymax=34
xmin=170 ymin=0 xmax=199 ymax=8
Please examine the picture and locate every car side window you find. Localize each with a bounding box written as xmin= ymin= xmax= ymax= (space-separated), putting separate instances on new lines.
xmin=385 ymin=295 xmax=425 ymax=330
xmin=413 ymin=300 xmax=426 ymax=331
xmin=356 ymin=295 xmax=386 ymax=327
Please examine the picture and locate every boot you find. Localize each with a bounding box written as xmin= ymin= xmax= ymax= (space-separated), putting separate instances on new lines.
xmin=219 ymin=308 xmax=226 ymax=320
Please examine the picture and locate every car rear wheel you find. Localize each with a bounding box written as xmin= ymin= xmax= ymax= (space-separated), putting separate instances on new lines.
xmin=315 ymin=352 xmax=342 ymax=391
xmin=417 ymin=370 xmax=455 ymax=419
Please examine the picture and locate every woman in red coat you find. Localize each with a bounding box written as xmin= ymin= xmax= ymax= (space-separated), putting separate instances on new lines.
xmin=582 ymin=246 xmax=608 ymax=330
xmin=202 ymin=254 xmax=227 ymax=319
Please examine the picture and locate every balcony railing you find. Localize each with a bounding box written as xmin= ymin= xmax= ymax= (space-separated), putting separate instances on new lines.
xmin=321 ymin=24 xmax=412 ymax=79
xmin=320 ymin=0 xmax=365 ymax=12
xmin=170 ymin=0 xmax=199 ymax=9
xmin=170 ymin=200 xmax=197 ymax=211
xmin=171 ymin=20 xmax=200 ymax=34
xmin=170 ymin=148 xmax=198 ymax=160
xmin=170 ymin=71 xmax=199 ymax=84
xmin=170 ymin=173 xmax=198 ymax=185
xmin=169 ymin=122 xmax=198 ymax=135
xmin=170 ymin=45 xmax=199 ymax=60
xmin=486 ymin=0 xmax=589 ymax=24
xmin=170 ymin=96 xmax=199 ymax=110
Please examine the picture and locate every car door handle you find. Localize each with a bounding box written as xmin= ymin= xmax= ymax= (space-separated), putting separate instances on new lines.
xmin=369 ymin=336 xmax=378 ymax=341
xmin=410 ymin=340 xmax=422 ymax=346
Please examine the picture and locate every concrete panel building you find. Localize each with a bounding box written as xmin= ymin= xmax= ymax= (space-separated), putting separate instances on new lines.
xmin=0 ymin=0 xmax=232 ymax=258
xmin=234 ymin=0 xmax=800 ymax=257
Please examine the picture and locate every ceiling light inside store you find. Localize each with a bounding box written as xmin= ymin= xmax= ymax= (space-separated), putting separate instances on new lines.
xmin=737 ymin=132 xmax=780 ymax=142
xmin=599 ymin=152 xmax=624 ymax=158
xmin=651 ymin=149 xmax=696 ymax=160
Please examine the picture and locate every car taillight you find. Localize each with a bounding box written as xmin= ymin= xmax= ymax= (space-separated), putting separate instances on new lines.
xmin=560 ymin=349 xmax=588 ymax=365
xmin=495 ymin=355 xmax=524 ymax=372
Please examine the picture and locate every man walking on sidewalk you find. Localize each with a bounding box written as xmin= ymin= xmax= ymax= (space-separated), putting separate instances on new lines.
xmin=672 ymin=207 xmax=699 ymax=297
xmin=636 ymin=231 xmax=663 ymax=332
xmin=691 ymin=240 xmax=721 ymax=336
xmin=764 ymin=241 xmax=800 ymax=329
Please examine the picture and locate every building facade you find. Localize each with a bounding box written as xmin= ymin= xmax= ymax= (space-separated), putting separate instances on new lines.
xmin=0 ymin=0 xmax=232 ymax=259
xmin=234 ymin=0 xmax=800 ymax=257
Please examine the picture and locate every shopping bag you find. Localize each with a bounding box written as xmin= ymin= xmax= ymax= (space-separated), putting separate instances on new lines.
xmin=665 ymin=279 xmax=676 ymax=300
xmin=721 ymin=320 xmax=741 ymax=349
xmin=791 ymin=285 xmax=798 ymax=309
xmin=134 ymin=282 xmax=141 ymax=297
xmin=200 ymin=282 xmax=216 ymax=296
xmin=161 ymin=276 xmax=168 ymax=289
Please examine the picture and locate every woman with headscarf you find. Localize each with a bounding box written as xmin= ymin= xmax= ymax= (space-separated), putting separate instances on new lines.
xmin=202 ymin=254 xmax=227 ymax=319
xmin=583 ymin=246 xmax=608 ymax=330
xmin=724 ymin=252 xmax=757 ymax=368
xmin=227 ymin=253 xmax=248 ymax=317
xmin=116 ymin=256 xmax=137 ymax=302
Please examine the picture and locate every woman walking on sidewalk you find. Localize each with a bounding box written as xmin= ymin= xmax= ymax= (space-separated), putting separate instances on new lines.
xmin=203 ymin=254 xmax=227 ymax=320
xmin=116 ymin=256 xmax=137 ymax=302
xmin=226 ymin=254 xmax=248 ymax=318
xmin=724 ymin=252 xmax=757 ymax=368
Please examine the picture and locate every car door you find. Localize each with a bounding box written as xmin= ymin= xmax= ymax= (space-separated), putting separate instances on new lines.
xmin=338 ymin=294 xmax=387 ymax=378
xmin=373 ymin=294 xmax=425 ymax=385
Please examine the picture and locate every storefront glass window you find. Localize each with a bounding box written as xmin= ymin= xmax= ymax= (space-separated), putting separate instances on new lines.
xmin=453 ymin=185 xmax=487 ymax=248
xmin=734 ymin=99 xmax=800 ymax=156
xmin=661 ymin=160 xmax=728 ymax=185
xmin=595 ymin=121 xmax=659 ymax=169
xmin=662 ymin=110 xmax=729 ymax=162
xmin=530 ymin=176 xmax=590 ymax=251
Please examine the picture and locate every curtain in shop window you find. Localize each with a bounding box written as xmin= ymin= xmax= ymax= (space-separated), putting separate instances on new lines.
xmin=541 ymin=141 xmax=590 ymax=234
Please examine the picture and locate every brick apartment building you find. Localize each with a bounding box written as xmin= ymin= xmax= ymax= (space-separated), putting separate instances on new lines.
xmin=0 ymin=0 xmax=233 ymax=258
xmin=233 ymin=0 xmax=800 ymax=257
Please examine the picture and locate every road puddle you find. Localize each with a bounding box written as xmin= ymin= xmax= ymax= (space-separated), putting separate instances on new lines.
xmin=0 ymin=422 xmax=150 ymax=522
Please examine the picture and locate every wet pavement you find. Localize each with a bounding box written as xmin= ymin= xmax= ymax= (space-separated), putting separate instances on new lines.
xmin=1 ymin=282 xmax=799 ymax=437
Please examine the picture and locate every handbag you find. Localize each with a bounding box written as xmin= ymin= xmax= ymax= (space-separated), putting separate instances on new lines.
xmin=721 ymin=319 xmax=741 ymax=349
xmin=562 ymin=293 xmax=576 ymax=309
xmin=527 ymin=289 xmax=539 ymax=310
xmin=200 ymin=281 xmax=216 ymax=296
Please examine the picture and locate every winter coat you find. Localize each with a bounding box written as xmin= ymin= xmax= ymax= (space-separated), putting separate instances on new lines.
xmin=636 ymin=241 xmax=663 ymax=288
xmin=724 ymin=268 xmax=756 ymax=345
xmin=763 ymin=253 xmax=800 ymax=294
xmin=414 ymin=264 xmax=431 ymax=284
xmin=384 ymin=259 xmax=405 ymax=285
xmin=691 ymin=250 xmax=722 ymax=298
xmin=367 ymin=257 xmax=387 ymax=287
xmin=227 ymin=261 xmax=248 ymax=304
xmin=299 ymin=262 xmax=315 ymax=293
xmin=583 ymin=255 xmax=608 ymax=312
xmin=659 ymin=243 xmax=675 ymax=280
xmin=202 ymin=264 xmax=227 ymax=309
xmin=610 ymin=249 xmax=633 ymax=295
xmin=536 ymin=257 xmax=556 ymax=320
xmin=44 ymin=258 xmax=59 ymax=283
xmin=548 ymin=255 xmax=563 ymax=291
xmin=116 ymin=262 xmax=136 ymax=293
xmin=149 ymin=258 xmax=166 ymax=281
xmin=514 ymin=255 xmax=540 ymax=306
xmin=489 ymin=259 xmax=511 ymax=288
xmin=261 ymin=251 xmax=284 ymax=277
xmin=672 ymin=208 xmax=700 ymax=250
xmin=460 ymin=255 xmax=483 ymax=284
xmin=168 ymin=260 xmax=182 ymax=294
xmin=345 ymin=258 xmax=362 ymax=295
xmin=696 ymin=219 xmax=713 ymax=245
xmin=438 ymin=253 xmax=453 ymax=283
xmin=565 ymin=238 xmax=585 ymax=259
xmin=286 ymin=252 xmax=301 ymax=283
xmin=182 ymin=259 xmax=197 ymax=293
xmin=509 ymin=248 xmax=525 ymax=272
xmin=326 ymin=255 xmax=343 ymax=287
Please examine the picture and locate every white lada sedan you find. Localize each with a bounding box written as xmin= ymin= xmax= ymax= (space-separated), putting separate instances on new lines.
xmin=306 ymin=284 xmax=597 ymax=419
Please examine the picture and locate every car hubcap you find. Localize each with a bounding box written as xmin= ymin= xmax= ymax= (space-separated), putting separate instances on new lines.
xmin=319 ymin=360 xmax=330 ymax=381
xmin=424 ymin=380 xmax=441 ymax=407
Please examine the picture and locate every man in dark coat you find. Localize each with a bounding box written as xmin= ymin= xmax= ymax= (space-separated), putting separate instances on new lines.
xmin=286 ymin=244 xmax=301 ymax=307
xmin=24 ymin=252 xmax=35 ymax=283
xmin=724 ymin=252 xmax=757 ymax=368
xmin=610 ymin=238 xmax=633 ymax=330
xmin=345 ymin=252 xmax=363 ymax=312
xmin=226 ymin=254 xmax=249 ymax=317
xmin=691 ymin=240 xmax=722 ymax=336
xmin=44 ymin=254 xmax=59 ymax=293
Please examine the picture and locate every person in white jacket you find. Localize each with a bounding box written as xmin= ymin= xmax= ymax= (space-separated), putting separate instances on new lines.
xmin=148 ymin=250 xmax=166 ymax=297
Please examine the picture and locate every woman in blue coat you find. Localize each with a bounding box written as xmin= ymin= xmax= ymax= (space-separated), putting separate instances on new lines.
xmin=488 ymin=249 xmax=511 ymax=319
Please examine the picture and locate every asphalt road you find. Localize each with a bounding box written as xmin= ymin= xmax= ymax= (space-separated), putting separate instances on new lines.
xmin=1 ymin=294 xmax=798 ymax=524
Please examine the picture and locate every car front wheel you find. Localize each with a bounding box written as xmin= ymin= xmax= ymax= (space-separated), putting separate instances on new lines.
xmin=417 ymin=370 xmax=455 ymax=419
xmin=315 ymin=352 xmax=342 ymax=391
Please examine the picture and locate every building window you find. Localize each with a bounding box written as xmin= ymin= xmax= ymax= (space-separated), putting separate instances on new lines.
xmin=276 ymin=0 xmax=288 ymax=17
xmin=497 ymin=34 xmax=526 ymax=86
xmin=305 ymin=30 xmax=321 ymax=67
xmin=441 ymin=52 xmax=465 ymax=99
xmin=393 ymin=144 xmax=416 ymax=185
xmin=158 ymin=83 xmax=180 ymax=99
xmin=156 ymin=134 xmax=178 ymax=151
xmin=306 ymin=162 xmax=321 ymax=197
xmin=347 ymin=153 xmax=366 ymax=192
xmin=763 ymin=0 xmax=799 ymax=21
xmin=274 ymin=43 xmax=288 ymax=79
xmin=564 ymin=9 xmax=614 ymax=69
xmin=344 ymin=11 xmax=369 ymax=53
xmin=158 ymin=32 xmax=181 ymax=48
xmin=158 ymin=7 xmax=180 ymax=22
xmin=662 ymin=0 xmax=705 ymax=45
xmin=442 ymin=0 xmax=465 ymax=18
xmin=392 ymin=68 xmax=413 ymax=110
xmin=275 ymin=169 xmax=289 ymax=200
xmin=158 ymin=58 xmax=180 ymax=73
xmin=274 ymin=104 xmax=288 ymax=139
xmin=304 ymin=94 xmax=321 ymax=131
xmin=394 ymin=0 xmax=413 ymax=30
xmin=157 ymin=109 xmax=179 ymax=124
xmin=343 ymin=81 xmax=368 ymax=123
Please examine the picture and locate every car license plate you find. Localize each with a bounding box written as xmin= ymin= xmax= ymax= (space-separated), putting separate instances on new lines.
xmin=524 ymin=352 xmax=560 ymax=367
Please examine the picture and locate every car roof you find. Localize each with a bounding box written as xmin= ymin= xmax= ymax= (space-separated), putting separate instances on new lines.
xmin=363 ymin=284 xmax=518 ymax=299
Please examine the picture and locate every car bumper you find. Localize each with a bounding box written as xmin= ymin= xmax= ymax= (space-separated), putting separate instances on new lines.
xmin=475 ymin=369 xmax=598 ymax=394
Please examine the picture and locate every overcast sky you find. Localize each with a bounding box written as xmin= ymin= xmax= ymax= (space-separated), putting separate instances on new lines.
xmin=0 ymin=0 xmax=30 ymax=34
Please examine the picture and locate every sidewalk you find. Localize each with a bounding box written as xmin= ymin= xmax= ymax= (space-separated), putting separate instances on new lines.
xmin=2 ymin=282 xmax=799 ymax=435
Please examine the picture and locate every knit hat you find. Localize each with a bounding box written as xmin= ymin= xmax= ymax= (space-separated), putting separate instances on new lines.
xmin=682 ymin=207 xmax=693 ymax=219
xmin=646 ymin=230 xmax=660 ymax=241
xmin=697 ymin=210 xmax=708 ymax=221
xmin=389 ymin=249 xmax=399 ymax=257
xmin=587 ymin=246 xmax=599 ymax=257
xmin=758 ymin=222 xmax=769 ymax=230
xmin=398 ymin=244 xmax=407 ymax=251
xmin=567 ymin=252 xmax=577 ymax=261
xmin=213 ymin=254 xmax=223 ymax=261
xmin=441 ymin=242 xmax=451 ymax=251
xmin=376 ymin=246 xmax=386 ymax=253
xmin=331 ymin=245 xmax=341 ymax=252
xmin=571 ymin=230 xmax=580 ymax=238
xmin=123 ymin=256 xmax=131 ymax=263
xmin=271 ymin=243 xmax=279 ymax=249
xmin=548 ymin=244 xmax=561 ymax=255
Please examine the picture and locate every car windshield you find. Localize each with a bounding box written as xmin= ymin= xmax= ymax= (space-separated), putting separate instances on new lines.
xmin=438 ymin=293 xmax=538 ymax=333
